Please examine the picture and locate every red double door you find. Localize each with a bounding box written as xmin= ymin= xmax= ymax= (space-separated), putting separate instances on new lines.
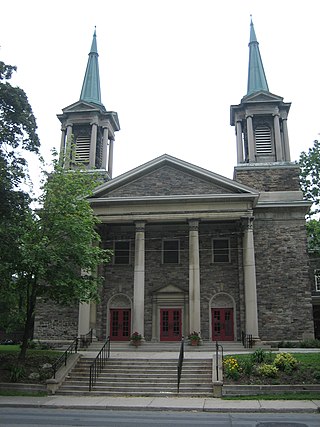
xmin=212 ymin=308 xmax=234 ymax=341
xmin=110 ymin=309 xmax=131 ymax=341
xmin=160 ymin=308 xmax=182 ymax=341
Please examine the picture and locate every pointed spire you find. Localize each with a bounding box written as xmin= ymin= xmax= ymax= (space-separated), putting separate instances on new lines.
xmin=247 ymin=17 xmax=269 ymax=95
xmin=80 ymin=28 xmax=103 ymax=106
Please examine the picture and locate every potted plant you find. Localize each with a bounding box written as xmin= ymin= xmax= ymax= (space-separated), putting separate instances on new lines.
xmin=130 ymin=332 xmax=142 ymax=347
xmin=188 ymin=331 xmax=201 ymax=346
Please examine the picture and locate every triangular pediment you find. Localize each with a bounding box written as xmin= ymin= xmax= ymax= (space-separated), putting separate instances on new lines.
xmin=242 ymin=91 xmax=283 ymax=103
xmin=62 ymin=100 xmax=105 ymax=114
xmin=91 ymin=154 xmax=259 ymax=200
xmin=154 ymin=284 xmax=186 ymax=294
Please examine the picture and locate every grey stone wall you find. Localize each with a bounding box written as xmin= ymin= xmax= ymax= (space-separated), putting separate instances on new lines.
xmin=34 ymin=298 xmax=78 ymax=340
xmin=234 ymin=165 xmax=301 ymax=192
xmin=254 ymin=208 xmax=314 ymax=341
xmin=106 ymin=166 xmax=233 ymax=197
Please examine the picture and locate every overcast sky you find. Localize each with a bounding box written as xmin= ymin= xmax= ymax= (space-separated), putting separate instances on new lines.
xmin=1 ymin=0 xmax=319 ymax=187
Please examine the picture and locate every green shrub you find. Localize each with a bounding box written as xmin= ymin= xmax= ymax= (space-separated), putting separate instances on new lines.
xmin=10 ymin=365 xmax=26 ymax=382
xmin=250 ymin=348 xmax=267 ymax=364
xmin=239 ymin=358 xmax=254 ymax=376
xmin=299 ymin=339 xmax=320 ymax=348
xmin=257 ymin=363 xmax=278 ymax=378
xmin=274 ymin=352 xmax=298 ymax=373
xmin=223 ymin=356 xmax=240 ymax=380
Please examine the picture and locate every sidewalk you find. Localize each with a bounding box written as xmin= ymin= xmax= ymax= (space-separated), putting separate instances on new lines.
xmin=0 ymin=395 xmax=319 ymax=413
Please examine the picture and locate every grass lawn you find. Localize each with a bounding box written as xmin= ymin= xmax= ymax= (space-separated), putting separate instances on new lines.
xmin=223 ymin=392 xmax=320 ymax=400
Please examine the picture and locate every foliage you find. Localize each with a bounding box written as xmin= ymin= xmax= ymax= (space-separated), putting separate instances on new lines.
xmin=256 ymin=363 xmax=278 ymax=378
xmin=0 ymin=60 xmax=40 ymax=336
xmin=130 ymin=332 xmax=142 ymax=341
xmin=9 ymin=365 xmax=26 ymax=382
xmin=278 ymin=339 xmax=320 ymax=348
xmin=250 ymin=348 xmax=268 ymax=364
xmin=273 ymin=352 xmax=298 ymax=373
xmin=1 ymin=158 xmax=112 ymax=361
xmin=223 ymin=356 xmax=240 ymax=380
xmin=188 ymin=331 xmax=201 ymax=341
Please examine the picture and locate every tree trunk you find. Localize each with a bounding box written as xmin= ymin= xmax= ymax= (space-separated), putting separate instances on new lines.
xmin=18 ymin=281 xmax=36 ymax=361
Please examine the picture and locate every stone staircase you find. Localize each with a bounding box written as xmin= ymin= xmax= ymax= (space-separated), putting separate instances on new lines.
xmin=56 ymin=357 xmax=213 ymax=397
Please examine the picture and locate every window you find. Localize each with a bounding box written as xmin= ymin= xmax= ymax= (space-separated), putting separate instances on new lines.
xmin=162 ymin=239 xmax=179 ymax=264
xmin=114 ymin=241 xmax=130 ymax=264
xmin=213 ymin=239 xmax=230 ymax=263
xmin=315 ymin=270 xmax=320 ymax=292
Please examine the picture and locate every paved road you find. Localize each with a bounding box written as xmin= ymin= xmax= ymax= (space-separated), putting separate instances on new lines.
xmin=0 ymin=408 xmax=320 ymax=427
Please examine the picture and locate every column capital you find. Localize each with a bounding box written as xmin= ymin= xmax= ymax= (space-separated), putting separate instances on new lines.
xmin=241 ymin=216 xmax=254 ymax=231
xmin=188 ymin=220 xmax=199 ymax=231
xmin=135 ymin=221 xmax=146 ymax=232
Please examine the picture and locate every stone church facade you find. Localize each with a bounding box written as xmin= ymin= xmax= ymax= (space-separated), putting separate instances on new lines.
xmin=34 ymin=22 xmax=316 ymax=343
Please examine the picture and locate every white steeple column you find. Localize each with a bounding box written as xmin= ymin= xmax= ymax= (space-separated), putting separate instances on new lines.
xmin=64 ymin=124 xmax=73 ymax=168
xmin=236 ymin=121 xmax=244 ymax=163
xmin=102 ymin=127 xmax=108 ymax=170
xmin=89 ymin=123 xmax=98 ymax=168
xmin=108 ymin=139 xmax=114 ymax=178
xmin=242 ymin=216 xmax=259 ymax=339
xmin=59 ymin=128 xmax=66 ymax=165
xmin=189 ymin=220 xmax=201 ymax=334
xmin=78 ymin=302 xmax=91 ymax=336
xmin=246 ymin=115 xmax=255 ymax=162
xmin=273 ymin=113 xmax=283 ymax=161
xmin=282 ymin=118 xmax=291 ymax=161
xmin=133 ymin=221 xmax=145 ymax=337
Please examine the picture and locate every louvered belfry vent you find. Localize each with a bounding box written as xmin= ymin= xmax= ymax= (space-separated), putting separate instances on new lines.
xmin=255 ymin=125 xmax=272 ymax=154
xmin=75 ymin=135 xmax=90 ymax=163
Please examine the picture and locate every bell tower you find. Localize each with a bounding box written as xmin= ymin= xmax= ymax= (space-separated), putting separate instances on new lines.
xmin=57 ymin=29 xmax=120 ymax=178
xmin=231 ymin=19 xmax=299 ymax=192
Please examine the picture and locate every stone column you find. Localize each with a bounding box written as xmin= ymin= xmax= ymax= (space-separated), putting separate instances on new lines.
xmin=59 ymin=128 xmax=66 ymax=165
xmin=282 ymin=118 xmax=291 ymax=161
xmin=64 ymin=124 xmax=73 ymax=168
xmin=133 ymin=221 xmax=145 ymax=337
xmin=236 ymin=121 xmax=244 ymax=163
xmin=273 ymin=113 xmax=283 ymax=161
xmin=108 ymin=139 xmax=114 ymax=178
xmin=242 ymin=216 xmax=259 ymax=339
xmin=89 ymin=123 xmax=98 ymax=168
xmin=246 ymin=115 xmax=255 ymax=162
xmin=78 ymin=302 xmax=90 ymax=336
xmin=189 ymin=220 xmax=201 ymax=334
xmin=102 ymin=127 xmax=108 ymax=170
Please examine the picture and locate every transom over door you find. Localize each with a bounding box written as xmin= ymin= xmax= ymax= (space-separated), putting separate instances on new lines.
xmin=160 ymin=308 xmax=182 ymax=341
xmin=109 ymin=309 xmax=131 ymax=341
xmin=212 ymin=308 xmax=234 ymax=341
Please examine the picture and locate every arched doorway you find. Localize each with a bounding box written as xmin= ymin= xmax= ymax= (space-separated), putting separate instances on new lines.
xmin=108 ymin=294 xmax=132 ymax=341
xmin=210 ymin=293 xmax=236 ymax=341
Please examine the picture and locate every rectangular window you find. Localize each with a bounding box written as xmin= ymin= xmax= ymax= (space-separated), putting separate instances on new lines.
xmin=114 ymin=241 xmax=130 ymax=264
xmin=315 ymin=270 xmax=320 ymax=292
xmin=213 ymin=239 xmax=230 ymax=263
xmin=163 ymin=239 xmax=179 ymax=264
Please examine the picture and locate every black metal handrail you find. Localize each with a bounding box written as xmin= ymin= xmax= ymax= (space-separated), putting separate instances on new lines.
xmin=177 ymin=336 xmax=184 ymax=393
xmin=80 ymin=329 xmax=93 ymax=349
xmin=241 ymin=331 xmax=253 ymax=348
xmin=89 ymin=337 xmax=110 ymax=391
xmin=52 ymin=337 xmax=78 ymax=378
xmin=215 ymin=341 xmax=224 ymax=381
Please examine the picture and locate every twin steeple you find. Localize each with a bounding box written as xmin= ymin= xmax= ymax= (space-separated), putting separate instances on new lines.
xmin=247 ymin=18 xmax=269 ymax=95
xmin=230 ymin=18 xmax=291 ymax=166
xmin=80 ymin=28 xmax=103 ymax=106
xmin=58 ymin=29 xmax=120 ymax=178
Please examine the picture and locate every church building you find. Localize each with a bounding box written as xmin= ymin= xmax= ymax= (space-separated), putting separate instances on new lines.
xmin=34 ymin=22 xmax=315 ymax=344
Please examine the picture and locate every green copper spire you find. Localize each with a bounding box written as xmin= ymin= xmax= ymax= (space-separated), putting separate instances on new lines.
xmin=80 ymin=28 xmax=103 ymax=106
xmin=247 ymin=18 xmax=269 ymax=95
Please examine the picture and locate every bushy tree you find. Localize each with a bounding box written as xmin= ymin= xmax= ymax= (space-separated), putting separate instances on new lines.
xmin=15 ymin=163 xmax=111 ymax=360
xmin=299 ymin=140 xmax=320 ymax=253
